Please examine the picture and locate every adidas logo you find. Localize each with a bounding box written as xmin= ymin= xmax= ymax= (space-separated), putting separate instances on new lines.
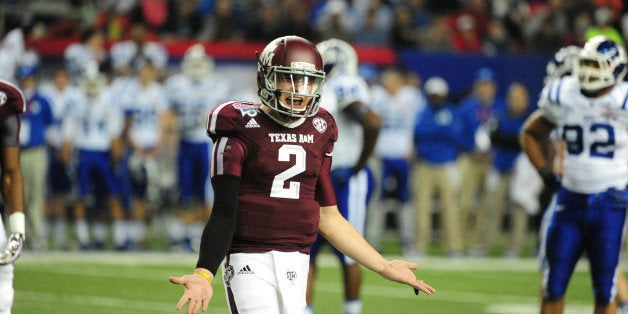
xmin=237 ymin=265 xmax=254 ymax=275
xmin=245 ymin=118 xmax=260 ymax=128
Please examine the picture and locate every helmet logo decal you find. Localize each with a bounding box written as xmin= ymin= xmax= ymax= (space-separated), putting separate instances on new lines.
xmin=259 ymin=49 xmax=276 ymax=69
xmin=0 ymin=91 xmax=6 ymax=106
xmin=312 ymin=117 xmax=327 ymax=133
xmin=291 ymin=62 xmax=315 ymax=70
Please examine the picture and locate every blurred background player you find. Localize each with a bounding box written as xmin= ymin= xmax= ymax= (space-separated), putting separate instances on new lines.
xmin=307 ymin=38 xmax=381 ymax=314
xmin=17 ymin=63 xmax=53 ymax=251
xmin=0 ymin=79 xmax=26 ymax=313
xmin=458 ymin=67 xmax=505 ymax=256
xmin=412 ymin=76 xmax=464 ymax=258
xmin=164 ymin=44 xmax=231 ymax=252
xmin=63 ymin=63 xmax=125 ymax=250
xmin=39 ymin=67 xmax=81 ymax=250
xmin=471 ymin=82 xmax=532 ymax=258
xmin=63 ymin=27 xmax=107 ymax=84
xmin=109 ymin=22 xmax=168 ymax=81
xmin=118 ymin=60 xmax=173 ymax=250
xmin=368 ymin=67 xmax=424 ymax=257
xmin=0 ymin=27 xmax=24 ymax=84
xmin=521 ymin=35 xmax=628 ymax=314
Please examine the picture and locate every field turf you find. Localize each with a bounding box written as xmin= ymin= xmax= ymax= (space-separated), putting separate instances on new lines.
xmin=11 ymin=251 xmax=602 ymax=314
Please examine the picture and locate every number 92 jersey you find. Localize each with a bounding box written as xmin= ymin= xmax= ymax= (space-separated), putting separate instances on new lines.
xmin=538 ymin=76 xmax=628 ymax=193
xmin=206 ymin=101 xmax=338 ymax=254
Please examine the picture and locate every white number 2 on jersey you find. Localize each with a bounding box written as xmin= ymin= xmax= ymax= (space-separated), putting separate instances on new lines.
xmin=270 ymin=144 xmax=306 ymax=199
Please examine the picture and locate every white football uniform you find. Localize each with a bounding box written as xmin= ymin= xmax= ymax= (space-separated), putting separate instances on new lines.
xmin=64 ymin=43 xmax=107 ymax=82
xmin=0 ymin=28 xmax=24 ymax=84
xmin=65 ymin=87 xmax=124 ymax=151
xmin=538 ymin=76 xmax=628 ymax=194
xmin=165 ymin=74 xmax=231 ymax=143
xmin=316 ymin=72 xmax=373 ymax=265
xmin=320 ymin=72 xmax=371 ymax=169
xmin=371 ymin=84 xmax=424 ymax=159
xmin=39 ymin=81 xmax=84 ymax=149
xmin=120 ymin=80 xmax=170 ymax=150
xmin=109 ymin=40 xmax=168 ymax=72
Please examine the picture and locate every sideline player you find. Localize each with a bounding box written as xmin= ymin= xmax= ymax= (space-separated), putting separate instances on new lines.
xmin=169 ymin=35 xmax=435 ymax=314
xmin=165 ymin=44 xmax=231 ymax=251
xmin=520 ymin=35 xmax=628 ymax=313
xmin=306 ymin=38 xmax=381 ymax=314
xmin=0 ymin=79 xmax=26 ymax=313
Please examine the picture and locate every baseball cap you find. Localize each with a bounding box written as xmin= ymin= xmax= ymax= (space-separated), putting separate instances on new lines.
xmin=474 ymin=67 xmax=495 ymax=82
xmin=17 ymin=65 xmax=37 ymax=79
xmin=424 ymin=76 xmax=449 ymax=96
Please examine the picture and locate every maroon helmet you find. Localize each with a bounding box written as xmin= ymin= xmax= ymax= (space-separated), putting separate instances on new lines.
xmin=256 ymin=36 xmax=325 ymax=119
xmin=0 ymin=79 xmax=26 ymax=113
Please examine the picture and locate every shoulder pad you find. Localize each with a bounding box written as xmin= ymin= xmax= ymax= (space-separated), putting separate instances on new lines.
xmin=206 ymin=101 xmax=261 ymax=141
xmin=0 ymin=79 xmax=26 ymax=113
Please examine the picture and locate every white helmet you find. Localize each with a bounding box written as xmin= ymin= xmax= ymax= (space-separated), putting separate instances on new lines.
xmin=182 ymin=44 xmax=214 ymax=81
xmin=81 ymin=61 xmax=107 ymax=97
xmin=545 ymin=45 xmax=581 ymax=84
xmin=575 ymin=36 xmax=627 ymax=93
xmin=315 ymin=38 xmax=358 ymax=78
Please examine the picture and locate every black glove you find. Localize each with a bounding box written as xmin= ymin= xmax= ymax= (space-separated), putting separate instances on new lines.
xmin=538 ymin=165 xmax=560 ymax=193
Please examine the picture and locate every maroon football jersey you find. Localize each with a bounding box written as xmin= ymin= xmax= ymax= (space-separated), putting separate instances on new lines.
xmin=207 ymin=101 xmax=338 ymax=254
xmin=0 ymin=79 xmax=25 ymax=146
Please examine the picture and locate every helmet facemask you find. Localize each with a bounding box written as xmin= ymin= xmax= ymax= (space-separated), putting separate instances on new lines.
xmin=256 ymin=36 xmax=326 ymax=121
xmin=576 ymin=37 xmax=627 ymax=93
xmin=258 ymin=64 xmax=325 ymax=119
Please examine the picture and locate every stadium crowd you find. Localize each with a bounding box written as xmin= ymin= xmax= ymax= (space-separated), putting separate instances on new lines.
xmin=0 ymin=0 xmax=625 ymax=259
xmin=2 ymin=0 xmax=627 ymax=55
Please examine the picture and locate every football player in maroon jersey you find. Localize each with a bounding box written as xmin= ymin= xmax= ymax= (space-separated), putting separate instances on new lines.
xmin=169 ymin=36 xmax=435 ymax=314
xmin=0 ymin=79 xmax=26 ymax=312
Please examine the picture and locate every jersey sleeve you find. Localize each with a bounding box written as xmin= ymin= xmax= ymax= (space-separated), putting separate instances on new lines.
xmin=333 ymin=74 xmax=371 ymax=111
xmin=206 ymin=101 xmax=258 ymax=142
xmin=315 ymin=152 xmax=337 ymax=206
xmin=210 ymin=136 xmax=247 ymax=178
xmin=315 ymin=108 xmax=338 ymax=206
xmin=537 ymin=78 xmax=565 ymax=124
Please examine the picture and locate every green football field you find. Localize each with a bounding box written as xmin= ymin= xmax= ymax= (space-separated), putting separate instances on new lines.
xmin=11 ymin=251 xmax=603 ymax=314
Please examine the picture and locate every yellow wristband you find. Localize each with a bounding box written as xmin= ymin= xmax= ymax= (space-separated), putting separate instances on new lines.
xmin=195 ymin=271 xmax=212 ymax=283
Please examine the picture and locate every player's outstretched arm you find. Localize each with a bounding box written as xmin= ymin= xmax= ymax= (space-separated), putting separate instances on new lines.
xmin=169 ymin=175 xmax=240 ymax=313
xmin=169 ymin=268 xmax=214 ymax=314
xmin=318 ymin=205 xmax=436 ymax=295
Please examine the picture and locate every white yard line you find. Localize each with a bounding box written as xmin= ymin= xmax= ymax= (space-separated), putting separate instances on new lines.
xmin=17 ymin=251 xmax=610 ymax=272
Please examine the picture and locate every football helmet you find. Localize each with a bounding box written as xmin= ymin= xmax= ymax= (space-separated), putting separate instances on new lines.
xmin=81 ymin=61 xmax=107 ymax=97
xmin=315 ymin=38 xmax=358 ymax=78
xmin=257 ymin=35 xmax=325 ymax=119
xmin=575 ymin=36 xmax=627 ymax=93
xmin=544 ymin=45 xmax=581 ymax=83
xmin=182 ymin=44 xmax=214 ymax=81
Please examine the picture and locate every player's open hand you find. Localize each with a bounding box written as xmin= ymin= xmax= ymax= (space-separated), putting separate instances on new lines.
xmin=169 ymin=273 xmax=214 ymax=314
xmin=377 ymin=259 xmax=436 ymax=295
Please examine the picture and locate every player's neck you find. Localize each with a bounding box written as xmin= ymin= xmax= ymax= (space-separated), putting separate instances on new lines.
xmin=260 ymin=105 xmax=305 ymax=128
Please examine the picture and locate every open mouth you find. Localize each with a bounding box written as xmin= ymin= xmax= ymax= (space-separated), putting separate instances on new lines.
xmin=288 ymin=96 xmax=306 ymax=110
